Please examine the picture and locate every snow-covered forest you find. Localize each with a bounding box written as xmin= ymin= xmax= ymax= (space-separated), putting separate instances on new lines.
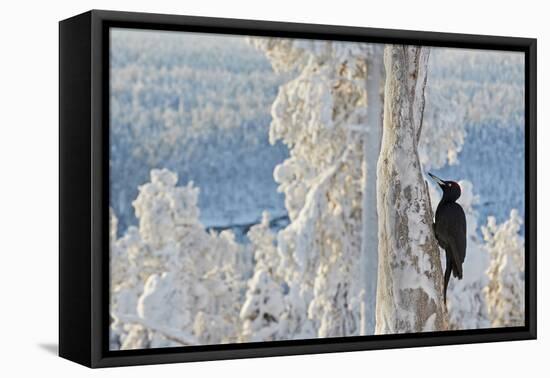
xmin=108 ymin=29 xmax=526 ymax=350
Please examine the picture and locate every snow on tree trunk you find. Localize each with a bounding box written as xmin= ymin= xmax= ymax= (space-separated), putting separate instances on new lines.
xmin=375 ymin=45 xmax=448 ymax=334
xmin=359 ymin=48 xmax=383 ymax=335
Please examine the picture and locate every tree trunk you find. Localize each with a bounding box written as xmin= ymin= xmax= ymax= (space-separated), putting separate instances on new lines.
xmin=359 ymin=48 xmax=383 ymax=335
xmin=375 ymin=45 xmax=448 ymax=334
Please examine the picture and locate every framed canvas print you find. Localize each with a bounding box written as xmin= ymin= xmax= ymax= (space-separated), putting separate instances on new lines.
xmin=59 ymin=10 xmax=537 ymax=368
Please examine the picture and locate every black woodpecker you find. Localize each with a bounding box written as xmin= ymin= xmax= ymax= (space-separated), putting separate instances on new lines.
xmin=428 ymin=172 xmax=467 ymax=305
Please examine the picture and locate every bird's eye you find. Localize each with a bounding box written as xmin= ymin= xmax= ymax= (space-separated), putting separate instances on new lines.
xmin=447 ymin=183 xmax=451 ymax=187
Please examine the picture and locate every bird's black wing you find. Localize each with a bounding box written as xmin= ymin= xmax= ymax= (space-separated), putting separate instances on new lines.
xmin=453 ymin=203 xmax=467 ymax=264
xmin=434 ymin=202 xmax=467 ymax=266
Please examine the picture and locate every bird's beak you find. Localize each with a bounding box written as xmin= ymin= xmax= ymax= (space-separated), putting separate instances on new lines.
xmin=428 ymin=172 xmax=445 ymax=187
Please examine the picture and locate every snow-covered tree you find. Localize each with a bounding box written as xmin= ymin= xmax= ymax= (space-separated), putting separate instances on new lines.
xmin=110 ymin=169 xmax=247 ymax=348
xmin=108 ymin=34 xmax=526 ymax=346
xmin=483 ymin=209 xmax=525 ymax=327
xmin=239 ymin=212 xmax=286 ymax=341
xmin=132 ymin=168 xmax=201 ymax=250
xmin=375 ymin=45 xmax=448 ymax=334
xmin=109 ymin=210 xmax=151 ymax=349
xmin=110 ymin=30 xmax=288 ymax=232
xmin=251 ymin=37 xmax=381 ymax=337
xmin=240 ymin=270 xmax=286 ymax=342
xmin=247 ymin=211 xmax=281 ymax=276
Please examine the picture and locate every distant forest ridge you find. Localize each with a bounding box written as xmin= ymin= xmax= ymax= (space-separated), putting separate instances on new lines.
xmin=109 ymin=30 xmax=525 ymax=233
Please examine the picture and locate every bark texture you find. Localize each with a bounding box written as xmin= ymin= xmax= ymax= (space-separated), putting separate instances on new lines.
xmin=375 ymin=45 xmax=448 ymax=334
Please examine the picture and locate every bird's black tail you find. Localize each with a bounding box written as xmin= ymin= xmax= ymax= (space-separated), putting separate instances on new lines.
xmin=452 ymin=261 xmax=463 ymax=280
xmin=444 ymin=260 xmax=452 ymax=305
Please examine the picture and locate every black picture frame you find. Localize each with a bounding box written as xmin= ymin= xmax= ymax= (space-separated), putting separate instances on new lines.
xmin=59 ymin=9 xmax=537 ymax=368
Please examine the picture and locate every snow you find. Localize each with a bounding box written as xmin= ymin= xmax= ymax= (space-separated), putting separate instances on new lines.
xmin=108 ymin=29 xmax=526 ymax=348
xmin=375 ymin=45 xmax=447 ymax=334
xmin=109 ymin=29 xmax=289 ymax=232
xmin=483 ymin=209 xmax=525 ymax=327
xmin=137 ymin=272 xmax=192 ymax=331
xmin=258 ymin=38 xmax=379 ymax=337
xmin=422 ymin=313 xmax=437 ymax=332
xmin=110 ymin=168 xmax=248 ymax=349
xmin=240 ymin=270 xmax=285 ymax=342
